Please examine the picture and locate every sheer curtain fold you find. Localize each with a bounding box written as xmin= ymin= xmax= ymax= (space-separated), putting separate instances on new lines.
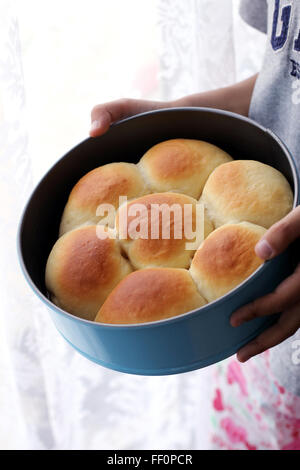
xmin=159 ymin=0 xmax=236 ymax=100
xmin=0 ymin=0 xmax=53 ymax=449
xmin=0 ymin=0 xmax=264 ymax=450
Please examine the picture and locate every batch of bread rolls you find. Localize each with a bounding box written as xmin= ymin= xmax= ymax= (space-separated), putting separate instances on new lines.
xmin=45 ymin=139 xmax=293 ymax=324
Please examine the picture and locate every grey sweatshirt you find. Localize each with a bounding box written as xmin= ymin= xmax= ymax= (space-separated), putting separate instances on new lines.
xmin=240 ymin=0 xmax=300 ymax=396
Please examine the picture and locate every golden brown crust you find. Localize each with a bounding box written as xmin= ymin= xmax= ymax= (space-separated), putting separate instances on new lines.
xmin=189 ymin=222 xmax=266 ymax=302
xmin=95 ymin=268 xmax=206 ymax=324
xmin=57 ymin=230 xmax=117 ymax=295
xmin=138 ymin=139 xmax=233 ymax=198
xmin=45 ymin=225 xmax=132 ymax=320
xmin=59 ymin=162 xmax=149 ymax=235
xmin=201 ymin=160 xmax=293 ymax=228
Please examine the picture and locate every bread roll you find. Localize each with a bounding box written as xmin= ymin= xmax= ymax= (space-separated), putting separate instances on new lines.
xmin=189 ymin=222 xmax=266 ymax=302
xmin=46 ymin=138 xmax=293 ymax=324
xmin=95 ymin=268 xmax=207 ymax=324
xmin=59 ymin=162 xmax=149 ymax=235
xmin=115 ymin=192 xmax=213 ymax=270
xmin=45 ymin=225 xmax=132 ymax=321
xmin=138 ymin=139 xmax=233 ymax=199
xmin=201 ymin=160 xmax=293 ymax=229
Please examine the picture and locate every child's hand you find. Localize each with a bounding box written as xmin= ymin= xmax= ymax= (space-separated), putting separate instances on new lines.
xmin=89 ymin=75 xmax=259 ymax=136
xmin=230 ymin=205 xmax=300 ymax=362
xmin=89 ymin=98 xmax=167 ymax=137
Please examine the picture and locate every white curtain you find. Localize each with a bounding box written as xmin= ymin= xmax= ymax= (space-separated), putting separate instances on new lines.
xmin=0 ymin=0 xmax=265 ymax=450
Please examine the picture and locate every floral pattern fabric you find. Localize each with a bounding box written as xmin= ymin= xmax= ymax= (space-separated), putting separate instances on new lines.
xmin=211 ymin=352 xmax=300 ymax=450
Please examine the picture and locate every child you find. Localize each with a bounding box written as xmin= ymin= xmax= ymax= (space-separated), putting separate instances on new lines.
xmin=89 ymin=0 xmax=300 ymax=449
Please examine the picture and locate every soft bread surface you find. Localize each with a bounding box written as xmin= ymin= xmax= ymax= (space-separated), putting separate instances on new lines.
xmin=45 ymin=225 xmax=132 ymax=321
xmin=138 ymin=139 xmax=233 ymax=198
xmin=95 ymin=268 xmax=207 ymax=324
xmin=201 ymin=160 xmax=293 ymax=228
xmin=46 ymin=139 xmax=294 ymax=324
xmin=189 ymin=222 xmax=266 ymax=302
xmin=115 ymin=192 xmax=213 ymax=270
xmin=59 ymin=162 xmax=149 ymax=235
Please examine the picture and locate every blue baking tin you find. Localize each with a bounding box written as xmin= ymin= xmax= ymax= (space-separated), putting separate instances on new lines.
xmin=17 ymin=108 xmax=300 ymax=375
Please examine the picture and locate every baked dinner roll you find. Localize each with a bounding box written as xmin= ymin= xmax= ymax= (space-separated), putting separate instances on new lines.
xmin=115 ymin=192 xmax=214 ymax=270
xmin=189 ymin=222 xmax=266 ymax=302
xmin=95 ymin=268 xmax=207 ymax=324
xmin=45 ymin=225 xmax=132 ymax=321
xmin=201 ymin=160 xmax=293 ymax=229
xmin=59 ymin=162 xmax=149 ymax=235
xmin=138 ymin=139 xmax=233 ymax=199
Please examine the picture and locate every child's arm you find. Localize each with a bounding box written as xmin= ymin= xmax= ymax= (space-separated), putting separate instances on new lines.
xmin=173 ymin=74 xmax=258 ymax=117
xmin=231 ymin=206 xmax=300 ymax=362
xmin=90 ymin=74 xmax=258 ymax=137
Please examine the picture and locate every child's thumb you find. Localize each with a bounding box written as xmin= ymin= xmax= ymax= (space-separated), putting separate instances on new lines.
xmin=90 ymin=99 xmax=131 ymax=137
xmin=255 ymin=205 xmax=300 ymax=260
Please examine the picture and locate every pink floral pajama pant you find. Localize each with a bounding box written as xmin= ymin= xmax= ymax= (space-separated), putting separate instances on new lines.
xmin=211 ymin=351 xmax=300 ymax=450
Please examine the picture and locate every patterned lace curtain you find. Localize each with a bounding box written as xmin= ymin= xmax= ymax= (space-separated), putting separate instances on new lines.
xmin=0 ymin=0 xmax=264 ymax=449
xmin=159 ymin=0 xmax=236 ymax=99
xmin=159 ymin=0 xmax=265 ymax=98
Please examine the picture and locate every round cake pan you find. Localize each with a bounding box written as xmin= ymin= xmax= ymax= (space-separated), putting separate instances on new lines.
xmin=18 ymin=108 xmax=300 ymax=375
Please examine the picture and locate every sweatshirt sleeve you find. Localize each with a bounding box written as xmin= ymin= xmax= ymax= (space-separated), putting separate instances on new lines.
xmin=239 ymin=0 xmax=268 ymax=34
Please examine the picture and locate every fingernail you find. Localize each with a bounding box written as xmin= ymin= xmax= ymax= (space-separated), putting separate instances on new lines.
xmin=90 ymin=120 xmax=101 ymax=133
xmin=255 ymin=239 xmax=274 ymax=260
xmin=237 ymin=352 xmax=250 ymax=363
